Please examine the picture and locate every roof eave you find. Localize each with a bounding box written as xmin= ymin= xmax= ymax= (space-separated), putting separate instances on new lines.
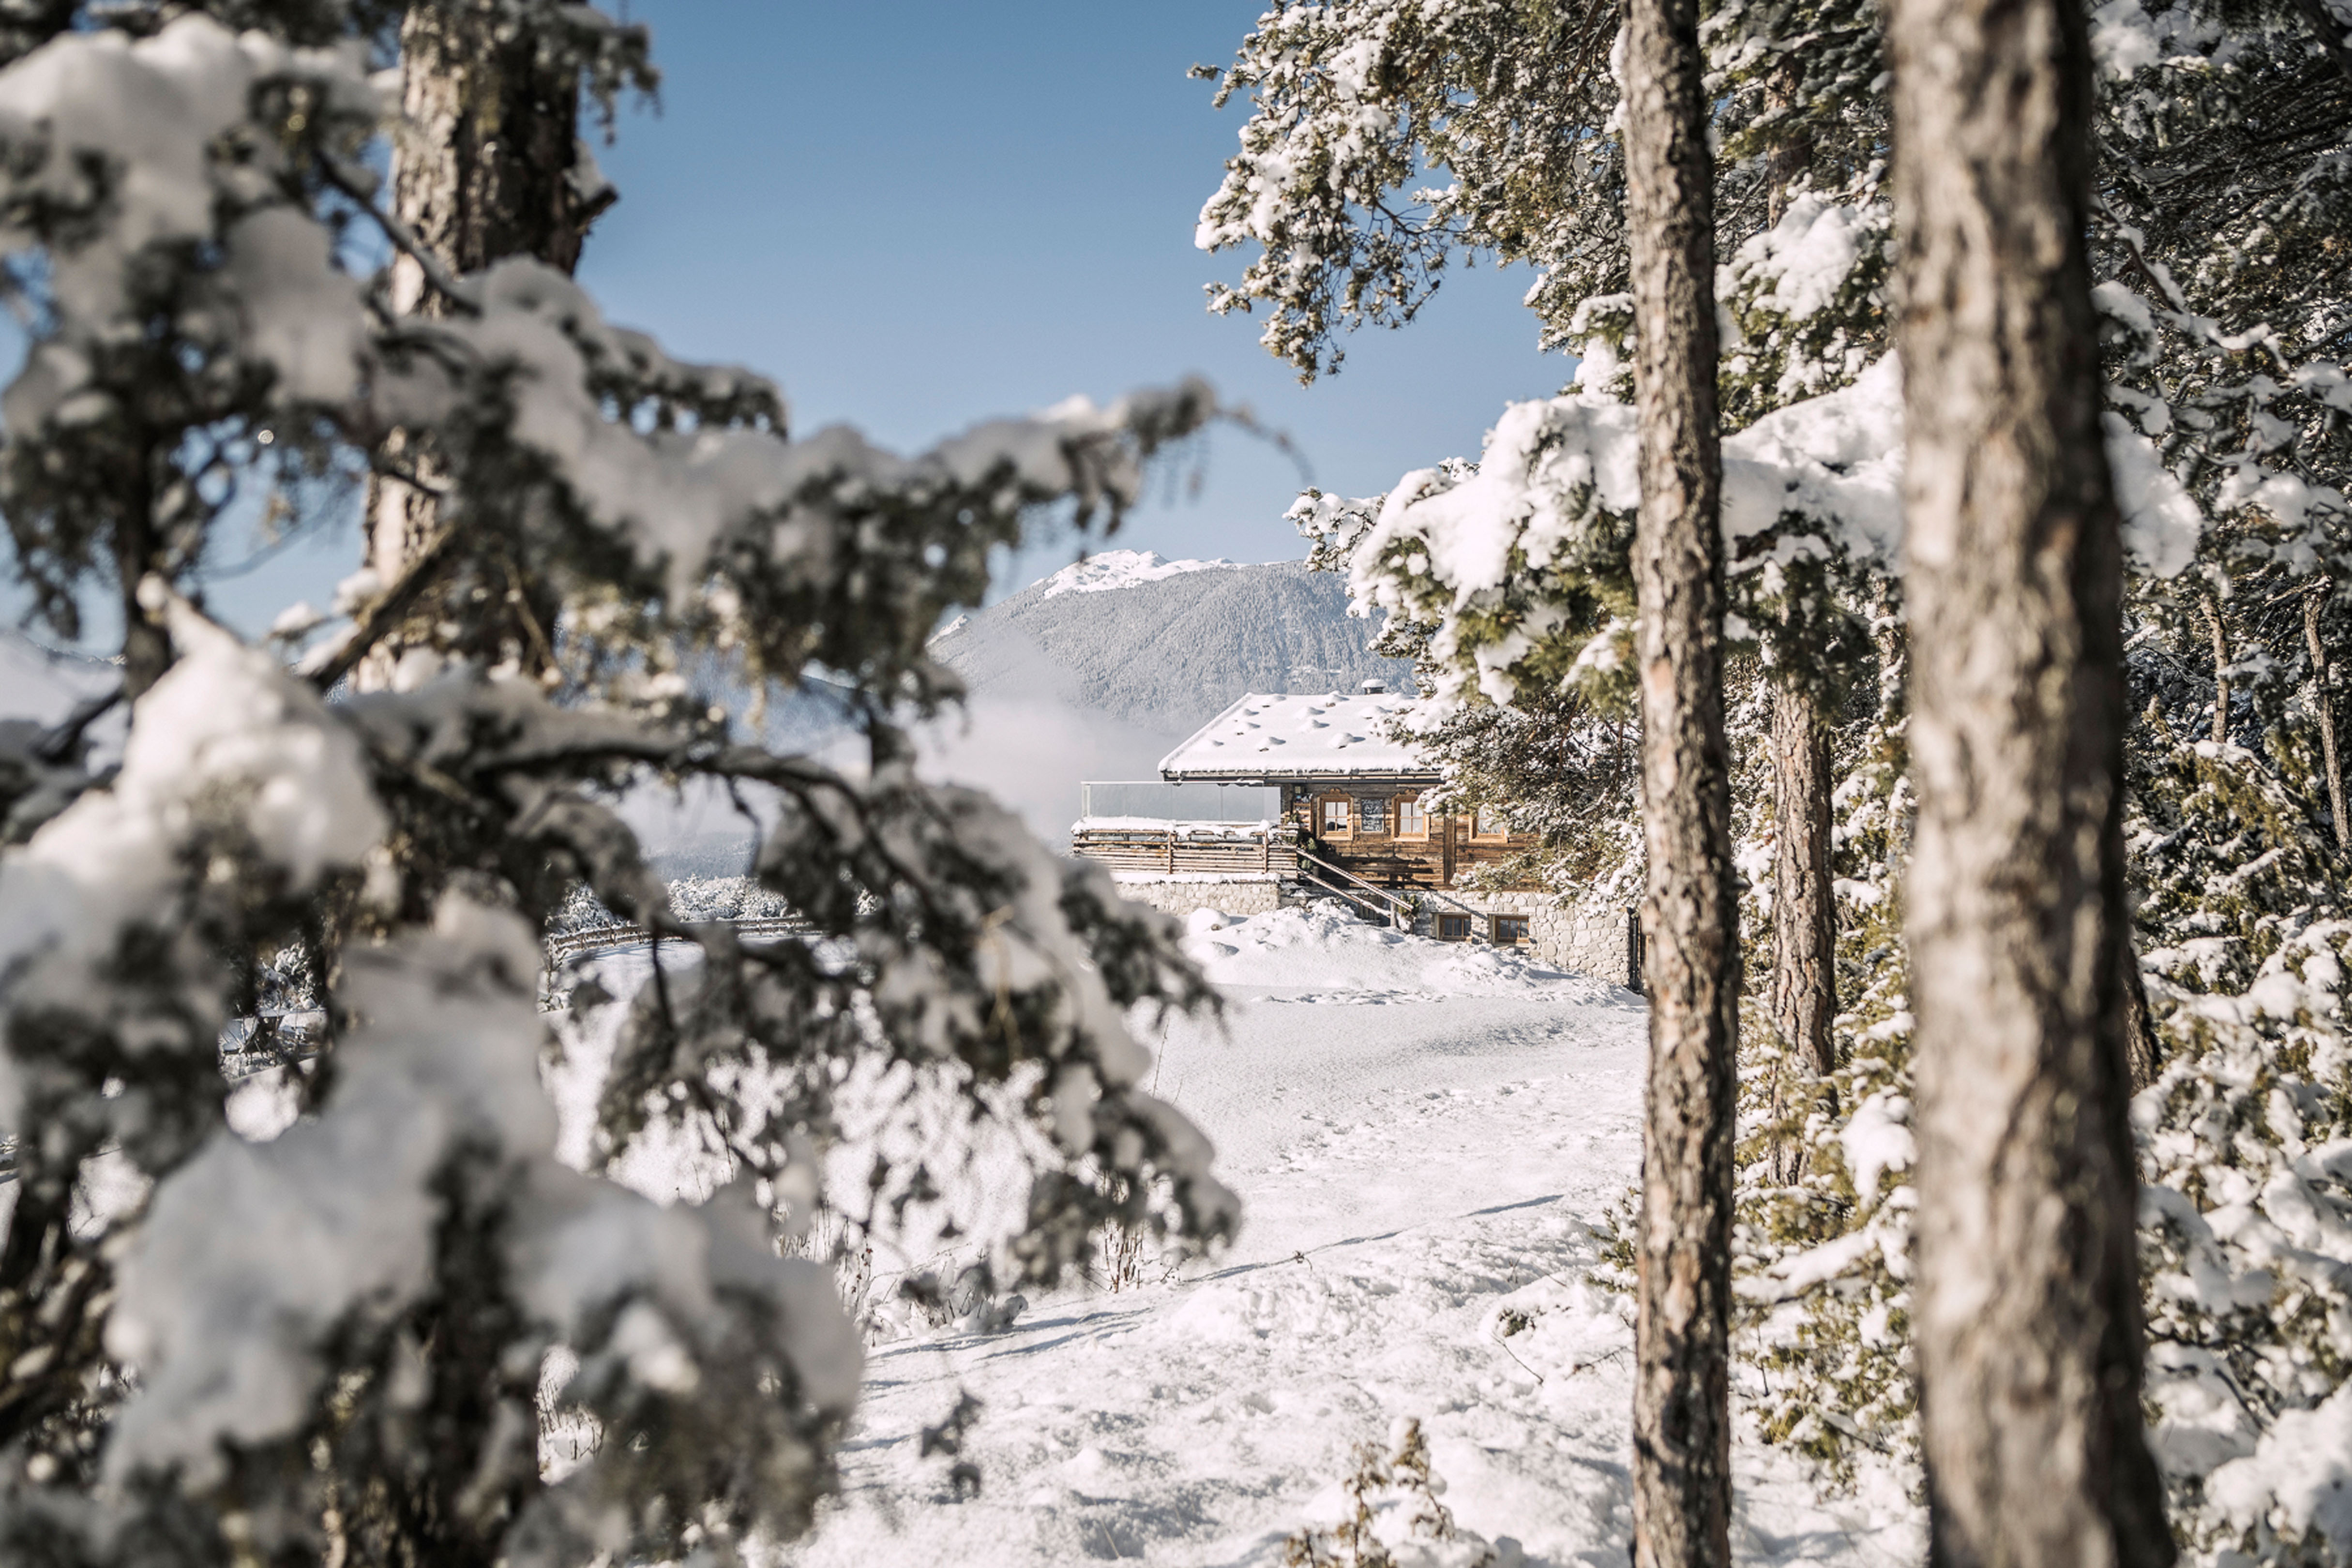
xmin=1159 ymin=766 xmax=1442 ymax=785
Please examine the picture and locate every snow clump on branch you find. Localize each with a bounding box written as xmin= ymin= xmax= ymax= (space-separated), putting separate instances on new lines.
xmin=0 ymin=7 xmax=1235 ymax=1566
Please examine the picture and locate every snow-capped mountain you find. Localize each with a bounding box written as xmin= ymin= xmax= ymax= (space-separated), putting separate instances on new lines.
xmin=932 ymin=551 xmax=1412 ymax=735
xmin=1034 ymin=549 xmax=1247 ymax=600
xmin=918 ymin=551 xmax=1413 ymax=838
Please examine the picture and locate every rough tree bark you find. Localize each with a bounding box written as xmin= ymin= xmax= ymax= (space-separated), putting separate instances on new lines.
xmin=2308 ymin=585 xmax=2350 ymax=845
xmin=1770 ymin=686 xmax=1838 ymax=1084
xmin=2290 ymin=0 xmax=2352 ymax=85
xmin=1623 ymin=0 xmax=1739 ymax=1556
xmin=361 ymin=3 xmax=615 ymax=687
xmin=1762 ymin=102 xmax=1839 ymax=1101
xmin=1887 ymin=0 xmax=2176 ymax=1553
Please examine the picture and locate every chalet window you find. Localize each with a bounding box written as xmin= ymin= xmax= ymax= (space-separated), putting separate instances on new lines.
xmin=1472 ymin=808 xmax=1508 ymax=838
xmin=1321 ymin=797 xmax=1351 ymax=833
xmin=1356 ymin=796 xmax=1388 ymax=833
xmin=1437 ymin=914 xmax=1471 ymax=941
xmin=1396 ymin=797 xmax=1427 ymax=836
xmin=1493 ymin=914 xmax=1530 ymax=945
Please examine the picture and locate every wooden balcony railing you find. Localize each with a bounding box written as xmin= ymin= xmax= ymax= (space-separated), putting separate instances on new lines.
xmin=1069 ymin=822 xmax=1301 ymax=876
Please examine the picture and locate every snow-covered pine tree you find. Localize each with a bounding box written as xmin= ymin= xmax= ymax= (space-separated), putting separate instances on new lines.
xmin=1205 ymin=2 xmax=2352 ymax=1560
xmin=2074 ymin=4 xmax=2352 ymax=1558
xmin=0 ymin=7 xmax=1233 ymax=1565
xmin=1197 ymin=0 xmax=1896 ymax=1163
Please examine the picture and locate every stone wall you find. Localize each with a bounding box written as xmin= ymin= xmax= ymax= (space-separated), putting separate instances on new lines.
xmin=1104 ymin=870 xmax=1639 ymax=989
xmin=1406 ymin=890 xmax=1639 ymax=988
xmin=1109 ymin=873 xmax=1285 ymax=920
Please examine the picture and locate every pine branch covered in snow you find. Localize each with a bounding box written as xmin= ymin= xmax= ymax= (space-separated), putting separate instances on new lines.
xmin=0 ymin=8 xmax=1233 ymax=1565
xmin=1195 ymin=0 xmax=1628 ymax=379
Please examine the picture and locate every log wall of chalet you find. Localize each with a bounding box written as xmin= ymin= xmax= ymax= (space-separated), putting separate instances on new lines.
xmin=1295 ymin=785 xmax=1537 ymax=889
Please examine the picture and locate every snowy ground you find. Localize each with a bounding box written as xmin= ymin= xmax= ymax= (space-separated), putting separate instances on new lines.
xmin=554 ymin=904 xmax=1918 ymax=1566
xmin=751 ymin=905 xmax=1921 ymax=1568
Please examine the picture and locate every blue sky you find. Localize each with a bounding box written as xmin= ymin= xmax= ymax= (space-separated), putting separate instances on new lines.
xmin=72 ymin=2 xmax=1575 ymax=639
xmin=578 ymin=2 xmax=1568 ymax=583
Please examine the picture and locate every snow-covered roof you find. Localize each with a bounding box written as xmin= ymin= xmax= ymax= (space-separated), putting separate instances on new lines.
xmin=1158 ymin=693 xmax=1437 ymax=782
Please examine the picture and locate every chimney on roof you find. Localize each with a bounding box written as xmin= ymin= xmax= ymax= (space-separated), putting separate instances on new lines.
xmin=1358 ymin=678 xmax=1387 ymax=694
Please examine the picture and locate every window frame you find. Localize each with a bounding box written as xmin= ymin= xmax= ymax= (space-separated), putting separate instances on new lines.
xmin=1492 ymin=914 xmax=1531 ymax=946
xmin=1395 ymin=795 xmax=1428 ymax=838
xmin=1436 ymin=913 xmax=1471 ymax=942
xmin=1354 ymin=795 xmax=1389 ymax=836
xmin=1319 ymin=794 xmax=1352 ymax=836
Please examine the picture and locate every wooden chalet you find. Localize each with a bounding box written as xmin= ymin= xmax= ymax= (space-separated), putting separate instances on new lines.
xmin=1069 ymin=685 xmax=1634 ymax=969
xmin=1146 ymin=685 xmax=1539 ymax=891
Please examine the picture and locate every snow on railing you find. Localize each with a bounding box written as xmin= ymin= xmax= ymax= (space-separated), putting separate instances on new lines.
xmin=1070 ymin=820 xmax=1301 ymax=876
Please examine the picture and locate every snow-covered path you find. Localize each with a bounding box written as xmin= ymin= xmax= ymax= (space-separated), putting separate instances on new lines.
xmin=779 ymin=908 xmax=1923 ymax=1567
xmin=1149 ymin=988 xmax=1635 ymax=1269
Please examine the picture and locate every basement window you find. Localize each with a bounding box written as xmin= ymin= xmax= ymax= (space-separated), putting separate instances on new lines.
xmin=1437 ymin=914 xmax=1471 ymax=942
xmin=1493 ymin=915 xmax=1530 ymax=946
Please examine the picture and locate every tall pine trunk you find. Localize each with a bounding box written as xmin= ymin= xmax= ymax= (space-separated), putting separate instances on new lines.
xmin=361 ymin=2 xmax=614 ymax=686
xmin=1762 ymin=107 xmax=1839 ymax=1110
xmin=1887 ymin=0 xmax=2174 ymax=1552
xmin=1622 ymin=0 xmax=1738 ymax=1555
xmin=1770 ymin=684 xmax=1837 ymax=1086
xmin=339 ymin=15 xmax=617 ymax=1564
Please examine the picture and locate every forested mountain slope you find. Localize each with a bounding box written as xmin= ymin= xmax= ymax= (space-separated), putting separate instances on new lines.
xmin=931 ymin=550 xmax=1414 ymax=737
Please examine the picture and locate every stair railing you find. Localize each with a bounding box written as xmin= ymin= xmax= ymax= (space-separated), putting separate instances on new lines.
xmin=1294 ymin=847 xmax=1418 ymax=929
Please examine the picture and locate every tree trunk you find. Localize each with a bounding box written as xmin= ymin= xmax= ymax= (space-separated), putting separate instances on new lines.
xmin=2120 ymin=930 xmax=2161 ymax=1093
xmin=1762 ymin=91 xmax=1839 ymax=1111
xmin=1771 ymin=683 xmax=1838 ymax=1084
xmin=2202 ymin=591 xmax=2230 ymax=745
xmin=1887 ymin=0 xmax=2175 ymax=1553
xmin=2307 ymin=586 xmax=2350 ymax=845
xmin=360 ymin=3 xmax=613 ymax=688
xmin=333 ymin=10 xmax=612 ymax=1558
xmin=1622 ymin=0 xmax=1738 ymax=1556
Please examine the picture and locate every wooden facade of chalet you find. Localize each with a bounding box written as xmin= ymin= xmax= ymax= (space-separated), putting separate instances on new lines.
xmin=1140 ymin=688 xmax=1542 ymax=892
xmin=1280 ymin=783 xmax=1538 ymax=889
xmin=1064 ymin=802 xmax=1536 ymax=887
